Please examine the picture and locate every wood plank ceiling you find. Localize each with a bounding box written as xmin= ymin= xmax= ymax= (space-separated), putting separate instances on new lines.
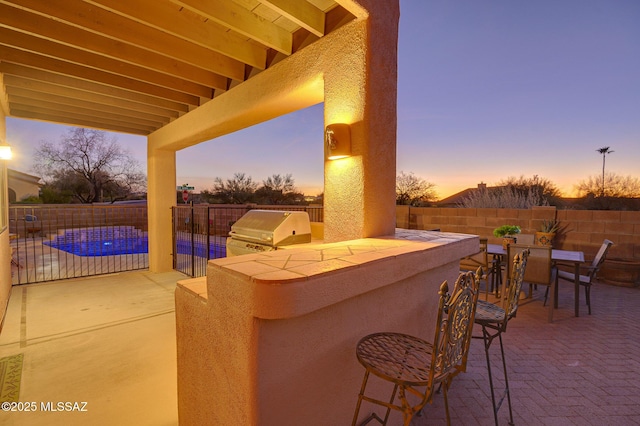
xmin=0 ymin=0 xmax=354 ymax=135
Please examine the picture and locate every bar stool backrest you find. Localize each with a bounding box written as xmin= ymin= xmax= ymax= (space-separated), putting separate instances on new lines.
xmin=504 ymin=248 xmax=529 ymax=321
xmin=433 ymin=271 xmax=481 ymax=382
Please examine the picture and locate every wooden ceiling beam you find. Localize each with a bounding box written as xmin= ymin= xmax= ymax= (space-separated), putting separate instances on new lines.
xmin=9 ymin=95 xmax=167 ymax=129
xmin=10 ymin=107 xmax=155 ymax=135
xmin=5 ymin=75 xmax=183 ymax=118
xmin=2 ymin=0 xmax=246 ymax=82
xmin=259 ymin=0 xmax=325 ymax=37
xmin=171 ymin=0 xmax=292 ymax=55
xmin=0 ymin=28 xmax=215 ymax=99
xmin=0 ymin=62 xmax=188 ymax=114
xmin=0 ymin=0 xmax=350 ymax=136
xmin=0 ymin=11 xmax=228 ymax=92
xmin=86 ymin=0 xmax=268 ymax=69
xmin=5 ymin=84 xmax=174 ymax=124
xmin=0 ymin=45 xmax=201 ymax=106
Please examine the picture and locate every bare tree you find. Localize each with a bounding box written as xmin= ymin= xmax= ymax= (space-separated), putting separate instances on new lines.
xmin=498 ymin=175 xmax=563 ymax=206
xmin=255 ymin=174 xmax=304 ymax=205
xmin=207 ymin=172 xmax=258 ymax=204
xmin=33 ymin=128 xmax=146 ymax=203
xmin=596 ymin=147 xmax=614 ymax=197
xmin=396 ymin=171 xmax=437 ymax=206
xmin=575 ymin=173 xmax=640 ymax=198
xmin=459 ymin=185 xmax=547 ymax=209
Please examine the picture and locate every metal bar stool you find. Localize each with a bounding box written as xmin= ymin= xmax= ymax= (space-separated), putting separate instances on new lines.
xmin=473 ymin=248 xmax=529 ymax=426
xmin=351 ymin=270 xmax=480 ymax=426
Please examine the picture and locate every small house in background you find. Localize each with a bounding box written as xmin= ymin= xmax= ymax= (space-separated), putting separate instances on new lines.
xmin=438 ymin=182 xmax=498 ymax=207
xmin=7 ymin=169 xmax=41 ymax=203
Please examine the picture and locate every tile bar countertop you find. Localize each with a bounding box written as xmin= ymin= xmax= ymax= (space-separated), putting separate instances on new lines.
xmin=179 ymin=229 xmax=478 ymax=319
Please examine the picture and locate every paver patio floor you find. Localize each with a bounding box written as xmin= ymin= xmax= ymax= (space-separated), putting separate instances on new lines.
xmin=414 ymin=280 xmax=640 ymax=425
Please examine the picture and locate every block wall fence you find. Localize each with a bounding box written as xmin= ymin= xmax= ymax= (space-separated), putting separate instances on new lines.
xmin=396 ymin=205 xmax=640 ymax=287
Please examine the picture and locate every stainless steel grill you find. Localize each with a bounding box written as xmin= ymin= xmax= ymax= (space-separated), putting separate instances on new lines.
xmin=226 ymin=210 xmax=311 ymax=256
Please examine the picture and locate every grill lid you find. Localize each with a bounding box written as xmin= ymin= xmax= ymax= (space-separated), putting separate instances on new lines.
xmin=229 ymin=210 xmax=311 ymax=246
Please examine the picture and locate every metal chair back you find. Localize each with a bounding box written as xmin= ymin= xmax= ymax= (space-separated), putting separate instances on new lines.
xmin=516 ymin=234 xmax=535 ymax=245
xmin=503 ymin=248 xmax=529 ymax=321
xmin=508 ymin=244 xmax=558 ymax=322
xmin=508 ymin=244 xmax=553 ymax=287
xmin=589 ymin=239 xmax=614 ymax=281
xmin=460 ymin=238 xmax=489 ymax=274
xmin=433 ymin=270 xmax=481 ymax=382
xmin=460 ymin=238 xmax=491 ymax=297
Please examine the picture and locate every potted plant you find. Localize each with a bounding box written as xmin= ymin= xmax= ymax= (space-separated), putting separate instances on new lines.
xmin=493 ymin=225 xmax=521 ymax=249
xmin=535 ymin=219 xmax=560 ymax=247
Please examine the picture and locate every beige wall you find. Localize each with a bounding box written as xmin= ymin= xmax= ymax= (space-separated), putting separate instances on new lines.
xmin=7 ymin=170 xmax=40 ymax=202
xmin=147 ymin=147 xmax=176 ymax=272
xmin=0 ymin=100 xmax=11 ymax=328
xmin=323 ymin=0 xmax=399 ymax=242
xmin=176 ymin=261 xmax=458 ymax=426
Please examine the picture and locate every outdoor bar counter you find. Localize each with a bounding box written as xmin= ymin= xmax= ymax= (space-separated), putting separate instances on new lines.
xmin=175 ymin=230 xmax=477 ymax=425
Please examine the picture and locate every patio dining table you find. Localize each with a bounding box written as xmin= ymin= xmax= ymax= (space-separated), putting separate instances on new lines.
xmin=488 ymin=244 xmax=585 ymax=317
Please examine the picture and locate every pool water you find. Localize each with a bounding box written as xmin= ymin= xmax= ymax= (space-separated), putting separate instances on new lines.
xmin=44 ymin=237 xmax=149 ymax=256
xmin=45 ymin=236 xmax=226 ymax=258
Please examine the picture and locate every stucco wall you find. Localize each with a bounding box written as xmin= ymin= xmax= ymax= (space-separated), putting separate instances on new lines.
xmin=0 ymin=231 xmax=9 ymax=330
xmin=7 ymin=170 xmax=40 ymax=202
xmin=175 ymin=232 xmax=475 ymax=425
xmin=0 ymin=103 xmax=10 ymax=328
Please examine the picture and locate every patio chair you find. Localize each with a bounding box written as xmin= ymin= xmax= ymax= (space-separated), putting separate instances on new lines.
xmin=24 ymin=214 xmax=41 ymax=237
xmin=473 ymin=248 xmax=529 ymax=426
xmin=460 ymin=238 xmax=493 ymax=298
xmin=515 ymin=234 xmax=534 ymax=245
xmin=490 ymin=235 xmax=533 ymax=299
xmin=494 ymin=235 xmax=535 ymax=297
xmin=551 ymin=239 xmax=614 ymax=315
xmin=351 ymin=270 xmax=480 ymax=426
xmin=508 ymin=244 xmax=557 ymax=322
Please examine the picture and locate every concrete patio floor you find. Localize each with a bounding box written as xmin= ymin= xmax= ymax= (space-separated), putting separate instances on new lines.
xmin=0 ymin=270 xmax=185 ymax=426
xmin=0 ymin=270 xmax=639 ymax=425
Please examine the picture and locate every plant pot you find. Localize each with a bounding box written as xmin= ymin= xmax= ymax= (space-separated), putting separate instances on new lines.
xmin=502 ymin=236 xmax=517 ymax=250
xmin=599 ymin=258 xmax=640 ymax=287
xmin=534 ymin=231 xmax=555 ymax=247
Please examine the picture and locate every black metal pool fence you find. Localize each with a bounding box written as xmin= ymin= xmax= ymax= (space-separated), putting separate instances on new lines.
xmin=172 ymin=204 xmax=322 ymax=277
xmin=8 ymin=203 xmax=323 ymax=284
xmin=8 ymin=204 xmax=149 ymax=285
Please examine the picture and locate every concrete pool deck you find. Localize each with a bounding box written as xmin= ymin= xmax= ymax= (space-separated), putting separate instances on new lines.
xmin=0 ymin=270 xmax=185 ymax=426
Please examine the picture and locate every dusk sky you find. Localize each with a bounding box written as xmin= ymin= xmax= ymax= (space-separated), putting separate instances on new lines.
xmin=6 ymin=0 xmax=640 ymax=199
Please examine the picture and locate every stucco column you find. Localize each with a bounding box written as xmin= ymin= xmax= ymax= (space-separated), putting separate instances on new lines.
xmin=0 ymin=104 xmax=11 ymax=322
xmin=323 ymin=1 xmax=399 ymax=242
xmin=147 ymin=145 xmax=176 ymax=272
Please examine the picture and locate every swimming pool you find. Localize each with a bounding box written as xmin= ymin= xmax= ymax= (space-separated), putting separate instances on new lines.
xmin=44 ymin=227 xmax=226 ymax=258
xmin=44 ymin=237 xmax=149 ymax=256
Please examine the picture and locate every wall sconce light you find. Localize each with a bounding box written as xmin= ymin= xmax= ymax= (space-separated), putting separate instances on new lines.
xmin=0 ymin=144 xmax=12 ymax=160
xmin=325 ymin=123 xmax=351 ymax=160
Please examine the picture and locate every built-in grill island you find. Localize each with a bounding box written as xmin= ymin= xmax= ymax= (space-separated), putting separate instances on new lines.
xmin=226 ymin=210 xmax=312 ymax=256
